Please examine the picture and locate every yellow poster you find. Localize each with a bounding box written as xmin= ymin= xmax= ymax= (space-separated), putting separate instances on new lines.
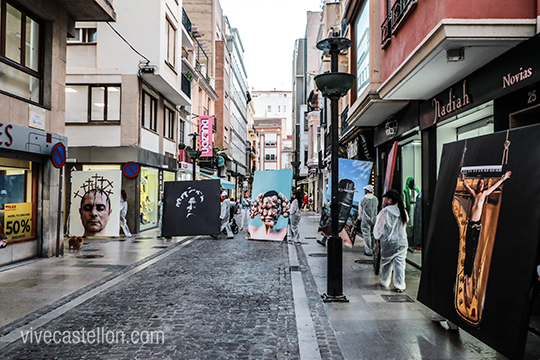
xmin=4 ymin=203 xmax=32 ymax=241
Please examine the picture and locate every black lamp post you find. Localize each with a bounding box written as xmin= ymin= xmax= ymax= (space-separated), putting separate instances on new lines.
xmin=314 ymin=34 xmax=355 ymax=303
xmin=289 ymin=149 xmax=301 ymax=188
xmin=187 ymin=133 xmax=202 ymax=180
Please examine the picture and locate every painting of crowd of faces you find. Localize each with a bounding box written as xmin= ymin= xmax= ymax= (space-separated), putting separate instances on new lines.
xmin=248 ymin=169 xmax=293 ymax=241
xmin=162 ymin=180 xmax=220 ymax=236
xmin=418 ymin=125 xmax=540 ymax=360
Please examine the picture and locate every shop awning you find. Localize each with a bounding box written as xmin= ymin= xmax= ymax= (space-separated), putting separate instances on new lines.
xmin=201 ymin=175 xmax=236 ymax=189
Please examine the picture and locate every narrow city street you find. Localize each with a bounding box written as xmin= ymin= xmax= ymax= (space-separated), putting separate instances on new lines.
xmin=2 ymin=213 xmax=537 ymax=359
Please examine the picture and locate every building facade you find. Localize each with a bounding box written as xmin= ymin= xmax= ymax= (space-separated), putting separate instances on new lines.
xmin=0 ymin=0 xmax=116 ymax=266
xmin=65 ymin=0 xmax=191 ymax=234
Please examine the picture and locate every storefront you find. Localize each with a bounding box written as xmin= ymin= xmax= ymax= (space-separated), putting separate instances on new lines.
xmin=0 ymin=121 xmax=66 ymax=267
xmin=417 ymin=32 xmax=540 ymax=268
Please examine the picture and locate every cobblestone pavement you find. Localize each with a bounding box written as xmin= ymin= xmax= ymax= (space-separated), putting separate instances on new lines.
xmin=0 ymin=231 xmax=302 ymax=359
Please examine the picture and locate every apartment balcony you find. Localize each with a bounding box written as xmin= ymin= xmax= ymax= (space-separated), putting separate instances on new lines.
xmin=378 ymin=0 xmax=537 ymax=101
xmin=181 ymin=8 xmax=193 ymax=49
xmin=59 ymin=0 xmax=116 ymax=21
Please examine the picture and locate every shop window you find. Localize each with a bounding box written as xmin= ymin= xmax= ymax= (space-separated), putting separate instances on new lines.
xmin=164 ymin=106 xmax=175 ymax=140
xmin=68 ymin=28 xmax=97 ymax=43
xmin=140 ymin=167 xmax=158 ymax=230
xmin=0 ymin=1 xmax=43 ymax=103
xmin=142 ymin=91 xmax=157 ymax=131
xmin=65 ymin=85 xmax=121 ymax=123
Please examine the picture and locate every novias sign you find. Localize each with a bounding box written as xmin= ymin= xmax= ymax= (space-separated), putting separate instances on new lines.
xmin=432 ymin=80 xmax=471 ymax=124
xmin=502 ymin=67 xmax=533 ymax=89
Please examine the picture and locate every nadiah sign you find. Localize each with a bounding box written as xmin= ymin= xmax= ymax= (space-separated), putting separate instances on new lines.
xmin=199 ymin=115 xmax=213 ymax=157
xmin=432 ymin=80 xmax=471 ymax=125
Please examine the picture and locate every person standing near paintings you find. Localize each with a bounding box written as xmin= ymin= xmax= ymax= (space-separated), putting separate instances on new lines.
xmin=403 ymin=177 xmax=420 ymax=243
xmin=289 ymin=191 xmax=301 ymax=244
xmin=373 ymin=189 xmax=409 ymax=292
xmin=359 ymin=185 xmax=378 ymax=256
xmin=220 ymin=191 xmax=234 ymax=239
xmin=119 ymin=190 xmax=132 ymax=237
xmin=240 ymin=191 xmax=251 ymax=231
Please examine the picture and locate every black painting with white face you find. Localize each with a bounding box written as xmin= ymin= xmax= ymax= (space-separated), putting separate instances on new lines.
xmin=162 ymin=180 xmax=220 ymax=236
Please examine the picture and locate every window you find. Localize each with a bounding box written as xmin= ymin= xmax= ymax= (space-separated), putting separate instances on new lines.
xmin=166 ymin=18 xmax=176 ymax=68
xmin=267 ymin=105 xmax=271 ymax=112
xmin=179 ymin=119 xmax=185 ymax=144
xmin=164 ymin=107 xmax=175 ymax=140
xmin=142 ymin=92 xmax=157 ymax=131
xmin=265 ymin=154 xmax=276 ymax=161
xmin=68 ymin=28 xmax=97 ymax=43
xmin=278 ymin=105 xmax=281 ymax=112
xmin=284 ymin=105 xmax=286 ymax=112
xmin=65 ymin=85 xmax=120 ymax=122
xmin=0 ymin=1 xmax=43 ymax=103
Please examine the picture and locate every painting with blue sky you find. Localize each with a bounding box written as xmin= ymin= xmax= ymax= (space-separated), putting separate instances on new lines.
xmin=319 ymin=159 xmax=373 ymax=246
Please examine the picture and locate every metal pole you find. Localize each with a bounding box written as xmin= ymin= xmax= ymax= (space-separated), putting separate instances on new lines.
xmin=192 ymin=135 xmax=196 ymax=180
xmin=325 ymin=43 xmax=346 ymax=301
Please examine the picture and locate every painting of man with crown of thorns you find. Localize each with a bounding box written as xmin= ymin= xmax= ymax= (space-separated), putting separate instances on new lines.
xmin=70 ymin=171 xmax=122 ymax=237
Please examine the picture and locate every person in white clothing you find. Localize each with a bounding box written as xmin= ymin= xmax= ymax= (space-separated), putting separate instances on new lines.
xmin=240 ymin=191 xmax=251 ymax=231
xmin=373 ymin=189 xmax=408 ymax=292
xmin=119 ymin=190 xmax=132 ymax=237
xmin=289 ymin=191 xmax=301 ymax=243
xmin=220 ymin=191 xmax=234 ymax=238
xmin=359 ymin=184 xmax=379 ymax=256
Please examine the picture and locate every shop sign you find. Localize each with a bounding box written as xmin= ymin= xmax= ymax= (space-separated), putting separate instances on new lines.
xmin=199 ymin=115 xmax=213 ymax=157
xmin=179 ymin=162 xmax=190 ymax=170
xmin=503 ymin=67 xmax=533 ymax=89
xmin=432 ymin=80 xmax=471 ymax=126
xmin=384 ymin=118 xmax=398 ymax=138
xmin=4 ymin=202 xmax=32 ymax=241
xmin=29 ymin=104 xmax=45 ymax=130
xmin=0 ymin=119 xmax=67 ymax=155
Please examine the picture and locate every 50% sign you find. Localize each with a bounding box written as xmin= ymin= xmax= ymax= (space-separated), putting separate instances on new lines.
xmin=4 ymin=203 xmax=32 ymax=241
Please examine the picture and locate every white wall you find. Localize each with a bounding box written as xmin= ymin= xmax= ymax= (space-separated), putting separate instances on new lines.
xmin=141 ymin=129 xmax=160 ymax=153
xmin=66 ymin=126 xmax=121 ymax=146
xmin=252 ymin=92 xmax=293 ymax=136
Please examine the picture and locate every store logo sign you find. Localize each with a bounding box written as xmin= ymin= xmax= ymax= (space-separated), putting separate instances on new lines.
xmin=432 ymin=80 xmax=471 ymax=124
xmin=385 ymin=118 xmax=398 ymax=138
xmin=199 ymin=116 xmax=213 ymax=157
xmin=503 ymin=67 xmax=533 ymax=89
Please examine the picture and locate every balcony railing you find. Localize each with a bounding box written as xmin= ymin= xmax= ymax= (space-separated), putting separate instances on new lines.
xmin=181 ymin=73 xmax=191 ymax=99
xmin=182 ymin=8 xmax=192 ymax=34
xmin=380 ymin=0 xmax=417 ymax=45
xmin=194 ymin=36 xmax=209 ymax=73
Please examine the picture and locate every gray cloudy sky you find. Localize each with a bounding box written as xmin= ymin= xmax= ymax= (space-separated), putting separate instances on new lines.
xmin=219 ymin=0 xmax=323 ymax=92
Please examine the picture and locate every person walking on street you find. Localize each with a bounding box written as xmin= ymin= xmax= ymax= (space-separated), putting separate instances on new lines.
xmin=119 ymin=190 xmax=132 ymax=237
xmin=289 ymin=191 xmax=301 ymax=244
xmin=373 ymin=189 xmax=408 ymax=293
xmin=359 ymin=185 xmax=378 ymax=256
xmin=220 ymin=191 xmax=234 ymax=239
xmin=303 ymin=193 xmax=309 ymax=211
xmin=240 ymin=191 xmax=251 ymax=231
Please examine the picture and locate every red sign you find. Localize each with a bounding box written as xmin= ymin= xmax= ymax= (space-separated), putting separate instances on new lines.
xmin=199 ymin=115 xmax=213 ymax=157
xmin=51 ymin=142 xmax=66 ymax=168
xmin=122 ymin=162 xmax=140 ymax=178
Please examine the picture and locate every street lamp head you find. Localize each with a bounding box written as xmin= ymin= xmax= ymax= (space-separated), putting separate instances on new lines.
xmin=316 ymin=37 xmax=352 ymax=53
xmin=188 ymin=132 xmax=201 ymax=137
xmin=314 ymin=72 xmax=356 ymax=99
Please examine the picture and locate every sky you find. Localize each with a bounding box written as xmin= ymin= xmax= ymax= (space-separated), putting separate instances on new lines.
xmin=219 ymin=0 xmax=324 ymax=92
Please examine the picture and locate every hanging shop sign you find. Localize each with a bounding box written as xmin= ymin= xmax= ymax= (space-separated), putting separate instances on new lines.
xmin=199 ymin=115 xmax=213 ymax=157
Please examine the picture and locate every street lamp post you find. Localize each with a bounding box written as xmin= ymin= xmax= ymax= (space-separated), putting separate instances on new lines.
xmin=314 ymin=34 xmax=355 ymax=303
xmin=289 ymin=149 xmax=301 ymax=189
xmin=187 ymin=133 xmax=202 ymax=180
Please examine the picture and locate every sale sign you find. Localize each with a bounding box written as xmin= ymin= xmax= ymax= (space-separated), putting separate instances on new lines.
xmin=4 ymin=202 xmax=32 ymax=241
xmin=199 ymin=115 xmax=213 ymax=157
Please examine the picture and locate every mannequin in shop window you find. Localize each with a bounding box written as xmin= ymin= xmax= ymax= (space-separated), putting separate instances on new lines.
xmin=403 ymin=177 xmax=420 ymax=246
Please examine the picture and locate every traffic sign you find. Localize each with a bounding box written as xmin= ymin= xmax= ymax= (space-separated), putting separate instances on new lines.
xmin=123 ymin=162 xmax=140 ymax=178
xmin=51 ymin=142 xmax=66 ymax=168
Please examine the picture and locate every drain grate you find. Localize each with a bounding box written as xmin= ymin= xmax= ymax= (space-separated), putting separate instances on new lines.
xmin=381 ymin=294 xmax=414 ymax=303
xmin=81 ymin=249 xmax=100 ymax=252
xmin=152 ymin=246 xmax=169 ymax=249
xmin=289 ymin=266 xmax=301 ymax=272
xmin=354 ymin=259 xmax=373 ymax=265
xmin=304 ymin=236 xmax=317 ymax=239
xmin=309 ymin=253 xmax=327 ymax=258
xmin=76 ymin=254 xmax=104 ymax=259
